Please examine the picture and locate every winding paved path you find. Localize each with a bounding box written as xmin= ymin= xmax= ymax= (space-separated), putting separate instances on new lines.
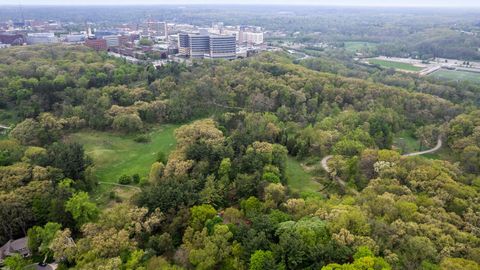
xmin=402 ymin=137 xmax=442 ymax=157
xmin=320 ymin=137 xmax=443 ymax=194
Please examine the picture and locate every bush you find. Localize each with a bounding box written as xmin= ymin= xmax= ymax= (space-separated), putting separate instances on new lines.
xmin=118 ymin=174 xmax=132 ymax=185
xmin=134 ymin=134 xmax=151 ymax=143
xmin=132 ymin=173 xmax=140 ymax=184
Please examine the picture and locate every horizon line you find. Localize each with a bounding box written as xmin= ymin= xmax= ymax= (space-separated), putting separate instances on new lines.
xmin=0 ymin=4 xmax=480 ymax=8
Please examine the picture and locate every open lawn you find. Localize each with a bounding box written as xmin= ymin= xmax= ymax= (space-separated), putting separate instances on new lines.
xmin=68 ymin=124 xmax=178 ymax=186
xmin=393 ymin=130 xmax=421 ymax=154
xmin=368 ymin=59 xmax=423 ymax=71
xmin=286 ymin=156 xmax=323 ymax=195
xmin=429 ymin=69 xmax=480 ymax=83
xmin=344 ymin=41 xmax=377 ymax=52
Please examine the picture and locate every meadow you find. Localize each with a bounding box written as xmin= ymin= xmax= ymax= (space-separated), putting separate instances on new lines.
xmin=429 ymin=69 xmax=480 ymax=83
xmin=344 ymin=41 xmax=378 ymax=52
xmin=285 ymin=156 xmax=323 ymax=196
xmin=368 ymin=59 xmax=423 ymax=71
xmin=69 ymin=124 xmax=178 ymax=186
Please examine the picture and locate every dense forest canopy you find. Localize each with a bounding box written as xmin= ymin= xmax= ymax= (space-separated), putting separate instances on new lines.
xmin=0 ymin=44 xmax=479 ymax=270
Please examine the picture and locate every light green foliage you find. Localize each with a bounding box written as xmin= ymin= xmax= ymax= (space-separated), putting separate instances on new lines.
xmin=183 ymin=224 xmax=234 ymax=270
xmin=322 ymin=246 xmax=391 ymax=270
xmin=27 ymin=222 xmax=62 ymax=259
xmin=439 ymin=258 xmax=480 ymax=270
xmin=241 ymin=196 xmax=264 ymax=219
xmin=2 ymin=253 xmax=31 ymax=270
xmin=249 ymin=250 xmax=276 ymax=270
xmin=190 ymin=204 xmax=217 ymax=231
xmin=65 ymin=192 xmax=99 ymax=226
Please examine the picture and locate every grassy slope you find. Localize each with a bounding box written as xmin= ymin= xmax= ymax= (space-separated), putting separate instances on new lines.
xmin=429 ymin=69 xmax=480 ymax=83
xmin=285 ymin=156 xmax=322 ymax=195
xmin=344 ymin=41 xmax=378 ymax=52
xmin=393 ymin=130 xmax=421 ymax=154
xmin=368 ymin=59 xmax=423 ymax=71
xmin=69 ymin=125 xmax=178 ymax=184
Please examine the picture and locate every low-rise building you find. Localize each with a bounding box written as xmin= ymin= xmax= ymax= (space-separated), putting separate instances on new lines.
xmin=85 ymin=38 xmax=107 ymax=51
xmin=27 ymin=32 xmax=58 ymax=44
xmin=0 ymin=237 xmax=30 ymax=265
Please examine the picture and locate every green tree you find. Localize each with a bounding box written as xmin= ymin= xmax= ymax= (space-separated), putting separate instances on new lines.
xmin=2 ymin=253 xmax=31 ymax=270
xmin=27 ymin=222 xmax=62 ymax=263
xmin=190 ymin=204 xmax=217 ymax=231
xmin=65 ymin=192 xmax=99 ymax=226
xmin=249 ymin=250 xmax=276 ymax=270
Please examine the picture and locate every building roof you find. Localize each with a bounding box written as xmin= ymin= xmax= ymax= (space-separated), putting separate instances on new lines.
xmin=0 ymin=237 xmax=30 ymax=261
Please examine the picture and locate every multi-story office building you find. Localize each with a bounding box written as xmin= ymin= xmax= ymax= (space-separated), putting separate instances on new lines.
xmin=209 ymin=35 xmax=236 ymax=59
xmin=27 ymin=32 xmax=58 ymax=44
xmin=243 ymin=32 xmax=264 ymax=45
xmin=178 ymin=33 xmax=236 ymax=59
xmin=145 ymin=21 xmax=167 ymax=38
xmin=103 ymin=35 xmax=120 ymax=48
xmin=189 ymin=34 xmax=210 ymax=58
xmin=178 ymin=33 xmax=190 ymax=56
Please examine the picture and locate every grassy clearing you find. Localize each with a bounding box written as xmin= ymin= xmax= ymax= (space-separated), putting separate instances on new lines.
xmin=393 ymin=130 xmax=420 ymax=154
xmin=344 ymin=41 xmax=377 ymax=52
xmin=429 ymin=69 xmax=480 ymax=83
xmin=286 ymin=156 xmax=323 ymax=195
xmin=368 ymin=59 xmax=423 ymax=72
xmin=69 ymin=124 xmax=178 ymax=185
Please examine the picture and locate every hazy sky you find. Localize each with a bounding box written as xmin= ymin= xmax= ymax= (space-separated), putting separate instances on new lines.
xmin=1 ymin=0 xmax=480 ymax=7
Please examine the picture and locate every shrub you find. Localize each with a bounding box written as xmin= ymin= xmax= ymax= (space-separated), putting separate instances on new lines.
xmin=118 ymin=174 xmax=132 ymax=185
xmin=133 ymin=134 xmax=151 ymax=143
xmin=132 ymin=173 xmax=140 ymax=184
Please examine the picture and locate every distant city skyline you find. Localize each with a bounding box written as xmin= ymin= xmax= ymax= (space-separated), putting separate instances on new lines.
xmin=1 ymin=0 xmax=480 ymax=7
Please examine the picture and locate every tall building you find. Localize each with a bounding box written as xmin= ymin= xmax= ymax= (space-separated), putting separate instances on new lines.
xmin=145 ymin=21 xmax=167 ymax=38
xmin=189 ymin=34 xmax=210 ymax=58
xmin=177 ymin=33 xmax=236 ymax=59
xmin=209 ymin=35 xmax=236 ymax=59
xmin=178 ymin=33 xmax=190 ymax=56
xmin=243 ymin=32 xmax=264 ymax=45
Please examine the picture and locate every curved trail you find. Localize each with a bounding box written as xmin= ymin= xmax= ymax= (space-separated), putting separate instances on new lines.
xmin=320 ymin=137 xmax=443 ymax=194
xmin=402 ymin=137 xmax=442 ymax=157
xmin=98 ymin=181 xmax=142 ymax=191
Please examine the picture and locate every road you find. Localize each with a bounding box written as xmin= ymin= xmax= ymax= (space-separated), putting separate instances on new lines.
xmin=320 ymin=137 xmax=443 ymax=194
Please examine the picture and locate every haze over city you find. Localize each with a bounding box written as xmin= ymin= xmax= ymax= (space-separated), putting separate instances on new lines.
xmin=1 ymin=0 xmax=480 ymax=7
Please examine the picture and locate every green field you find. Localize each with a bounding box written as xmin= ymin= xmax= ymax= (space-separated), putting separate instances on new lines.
xmin=368 ymin=59 xmax=423 ymax=71
xmin=429 ymin=69 xmax=480 ymax=83
xmin=393 ymin=130 xmax=421 ymax=154
xmin=344 ymin=41 xmax=378 ymax=52
xmin=286 ymin=156 xmax=322 ymax=195
xmin=68 ymin=125 xmax=178 ymax=186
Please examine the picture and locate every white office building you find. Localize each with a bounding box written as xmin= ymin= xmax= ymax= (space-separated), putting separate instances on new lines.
xmin=27 ymin=32 xmax=58 ymax=44
xmin=103 ymin=35 xmax=120 ymax=48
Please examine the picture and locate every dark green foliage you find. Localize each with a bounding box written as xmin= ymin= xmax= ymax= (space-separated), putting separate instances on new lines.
xmin=118 ymin=174 xmax=132 ymax=185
